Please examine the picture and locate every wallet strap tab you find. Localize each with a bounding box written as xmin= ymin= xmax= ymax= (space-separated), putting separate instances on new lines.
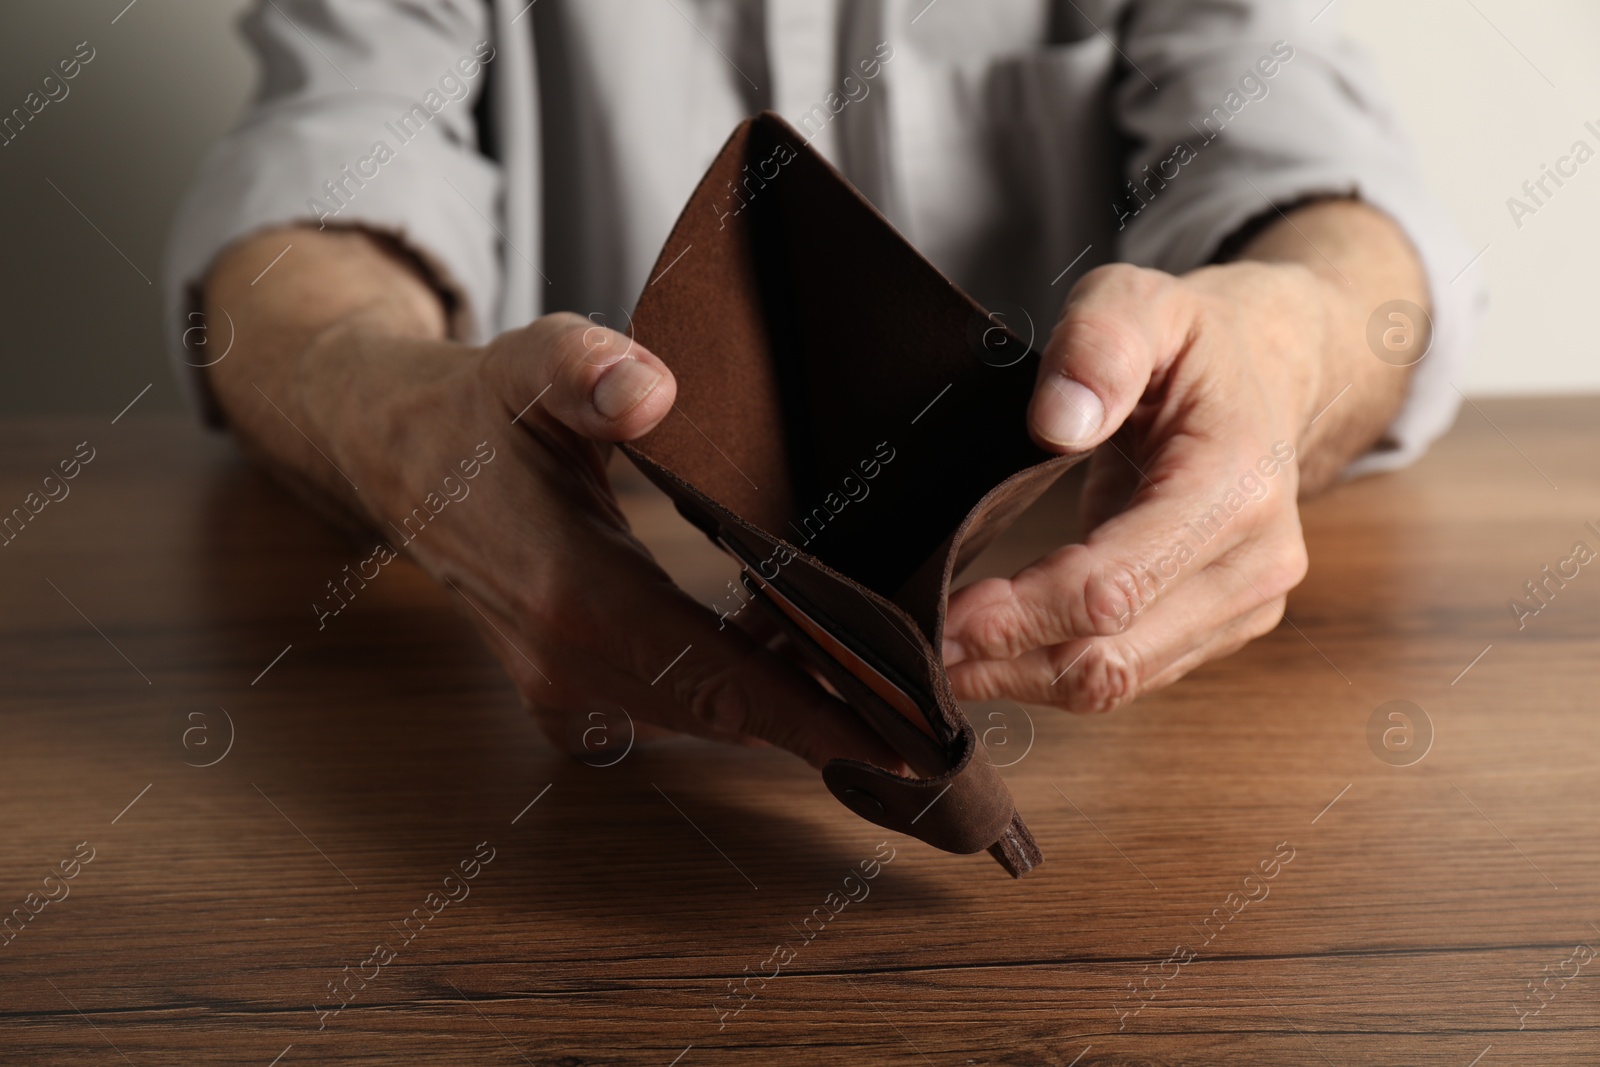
xmin=821 ymin=722 xmax=1038 ymax=875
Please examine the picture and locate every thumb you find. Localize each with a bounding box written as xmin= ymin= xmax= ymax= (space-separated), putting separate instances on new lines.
xmin=1028 ymin=264 xmax=1188 ymax=453
xmin=492 ymin=310 xmax=676 ymax=442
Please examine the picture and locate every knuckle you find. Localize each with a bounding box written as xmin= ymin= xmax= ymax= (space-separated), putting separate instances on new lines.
xmin=1073 ymin=262 xmax=1157 ymax=299
xmin=530 ymin=708 xmax=567 ymax=749
xmin=519 ymin=312 xmax=621 ymax=395
xmin=1258 ymin=533 xmax=1309 ymax=597
xmin=1065 ymin=642 xmax=1143 ymax=714
xmin=506 ymin=595 xmax=599 ymax=690
xmin=972 ymin=592 xmax=1073 ymax=661
xmin=1252 ymin=596 xmax=1289 ymax=636
xmin=955 ymin=578 xmax=1032 ymax=659
xmin=1082 ymin=559 xmax=1144 ymax=634
xmin=676 ymin=660 xmax=748 ymax=735
xmin=529 ymin=310 xmax=589 ymax=345
xmin=1051 ymin=312 xmax=1147 ymax=377
xmin=507 ymin=647 xmax=567 ymax=708
xmin=545 ymin=317 xmax=599 ymax=379
xmin=508 ymin=660 xmax=546 ymax=697
xmin=967 ymin=599 xmax=1030 ymax=660
xmin=519 ymin=681 xmax=573 ymax=729
xmin=509 ymin=584 xmax=571 ymax=644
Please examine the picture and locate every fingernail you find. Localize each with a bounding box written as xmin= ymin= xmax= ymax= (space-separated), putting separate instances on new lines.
xmin=1035 ymin=376 xmax=1104 ymax=448
xmin=941 ymin=638 xmax=966 ymax=667
xmin=593 ymin=358 xmax=662 ymax=420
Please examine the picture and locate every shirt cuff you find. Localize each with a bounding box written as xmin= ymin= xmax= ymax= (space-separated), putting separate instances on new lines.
xmin=162 ymin=97 xmax=504 ymax=426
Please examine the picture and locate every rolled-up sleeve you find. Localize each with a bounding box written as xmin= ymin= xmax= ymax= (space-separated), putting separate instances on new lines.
xmin=162 ymin=0 xmax=502 ymax=422
xmin=1112 ymin=0 xmax=1486 ymax=475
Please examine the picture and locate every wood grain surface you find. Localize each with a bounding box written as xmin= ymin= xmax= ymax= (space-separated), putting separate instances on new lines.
xmin=2 ymin=398 xmax=1598 ymax=1065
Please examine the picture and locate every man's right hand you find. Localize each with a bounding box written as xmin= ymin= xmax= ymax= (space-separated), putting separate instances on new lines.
xmin=203 ymin=227 xmax=900 ymax=771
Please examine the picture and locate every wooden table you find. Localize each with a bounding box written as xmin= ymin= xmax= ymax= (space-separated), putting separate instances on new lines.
xmin=3 ymin=399 xmax=1598 ymax=1065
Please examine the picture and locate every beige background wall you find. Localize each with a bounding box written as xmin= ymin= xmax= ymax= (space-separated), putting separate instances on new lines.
xmin=0 ymin=0 xmax=1593 ymax=413
xmin=0 ymin=0 xmax=255 ymax=414
xmin=1342 ymin=0 xmax=1600 ymax=395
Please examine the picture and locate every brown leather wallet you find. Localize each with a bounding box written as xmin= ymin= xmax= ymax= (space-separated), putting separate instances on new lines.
xmin=621 ymin=112 xmax=1090 ymax=877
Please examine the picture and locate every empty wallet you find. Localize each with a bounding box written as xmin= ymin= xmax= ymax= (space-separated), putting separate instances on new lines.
xmin=621 ymin=112 xmax=1091 ymax=877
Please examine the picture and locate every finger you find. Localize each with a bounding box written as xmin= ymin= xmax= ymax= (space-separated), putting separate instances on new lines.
xmin=453 ymin=589 xmax=770 ymax=756
xmin=502 ymin=537 xmax=911 ymax=773
xmin=611 ymin=578 xmax=910 ymax=772
xmin=948 ymin=555 xmax=1294 ymax=711
xmin=1028 ymin=264 xmax=1192 ymax=452
xmin=944 ymin=438 xmax=1301 ymax=662
xmin=489 ymin=311 xmax=677 ymax=442
xmin=956 ymin=595 xmax=1286 ymax=712
xmin=452 ymin=487 xmax=907 ymax=772
xmin=535 ymin=709 xmax=679 ymax=758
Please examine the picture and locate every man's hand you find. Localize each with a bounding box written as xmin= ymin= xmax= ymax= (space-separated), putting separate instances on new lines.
xmin=942 ymin=200 xmax=1429 ymax=712
xmin=203 ymin=227 xmax=902 ymax=770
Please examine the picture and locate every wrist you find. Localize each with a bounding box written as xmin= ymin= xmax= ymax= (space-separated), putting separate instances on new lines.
xmin=1299 ymin=265 xmax=1358 ymax=437
xmin=296 ymin=307 xmax=478 ymax=533
xmin=1220 ymin=199 xmax=1428 ymax=491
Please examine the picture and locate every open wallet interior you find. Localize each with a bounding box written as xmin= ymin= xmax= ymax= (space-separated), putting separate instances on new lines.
xmin=621 ymin=112 xmax=1092 ymax=877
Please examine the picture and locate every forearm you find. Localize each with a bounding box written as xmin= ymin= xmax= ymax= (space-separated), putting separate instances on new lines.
xmin=201 ymin=227 xmax=456 ymax=532
xmin=1228 ymin=199 xmax=1430 ymax=493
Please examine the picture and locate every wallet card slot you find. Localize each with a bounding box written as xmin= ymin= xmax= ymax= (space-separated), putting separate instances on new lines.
xmin=741 ymin=580 xmax=951 ymax=777
xmin=713 ymin=534 xmax=940 ymax=745
xmin=728 ymin=544 xmax=938 ymax=743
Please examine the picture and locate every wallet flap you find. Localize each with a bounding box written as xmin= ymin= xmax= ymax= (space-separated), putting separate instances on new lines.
xmin=622 ymin=111 xmax=1089 ymax=877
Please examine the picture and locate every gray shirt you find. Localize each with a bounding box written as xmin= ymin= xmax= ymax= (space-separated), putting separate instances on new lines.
xmin=165 ymin=0 xmax=1484 ymax=474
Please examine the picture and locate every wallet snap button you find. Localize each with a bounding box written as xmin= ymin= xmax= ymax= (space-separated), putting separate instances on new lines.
xmin=840 ymin=788 xmax=884 ymax=817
